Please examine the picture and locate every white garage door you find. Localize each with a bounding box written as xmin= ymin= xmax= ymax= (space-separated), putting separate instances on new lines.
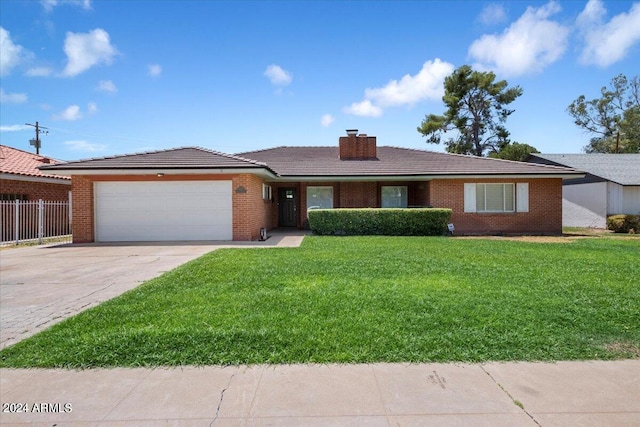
xmin=95 ymin=181 xmax=232 ymax=241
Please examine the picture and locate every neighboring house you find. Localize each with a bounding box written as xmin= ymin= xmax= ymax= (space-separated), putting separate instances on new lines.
xmin=0 ymin=145 xmax=71 ymax=201
xmin=41 ymin=131 xmax=580 ymax=243
xmin=528 ymin=154 xmax=640 ymax=228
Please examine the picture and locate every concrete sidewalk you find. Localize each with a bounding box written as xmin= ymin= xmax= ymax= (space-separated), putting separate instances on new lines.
xmin=1 ymin=360 xmax=638 ymax=426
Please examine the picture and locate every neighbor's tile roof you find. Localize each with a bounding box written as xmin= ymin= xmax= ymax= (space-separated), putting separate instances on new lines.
xmin=0 ymin=145 xmax=70 ymax=181
xmin=237 ymin=146 xmax=578 ymax=177
xmin=530 ymin=154 xmax=640 ymax=185
xmin=40 ymin=147 xmax=274 ymax=172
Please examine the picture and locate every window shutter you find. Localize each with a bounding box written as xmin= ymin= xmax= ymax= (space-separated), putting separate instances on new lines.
xmin=464 ymin=183 xmax=476 ymax=212
xmin=517 ymin=183 xmax=529 ymax=212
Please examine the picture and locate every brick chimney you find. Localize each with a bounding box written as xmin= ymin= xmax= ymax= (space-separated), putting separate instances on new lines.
xmin=339 ymin=129 xmax=377 ymax=160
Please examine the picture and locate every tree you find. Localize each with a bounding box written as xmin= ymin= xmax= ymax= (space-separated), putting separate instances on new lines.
xmin=417 ymin=65 xmax=523 ymax=157
xmin=489 ymin=142 xmax=539 ymax=162
xmin=567 ymin=74 xmax=640 ymax=153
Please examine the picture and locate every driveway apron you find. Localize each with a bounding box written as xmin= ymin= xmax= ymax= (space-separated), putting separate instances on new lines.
xmin=0 ymin=243 xmax=218 ymax=349
xmin=0 ymin=232 xmax=305 ymax=349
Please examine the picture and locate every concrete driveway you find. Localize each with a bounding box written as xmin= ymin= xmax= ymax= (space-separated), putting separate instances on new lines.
xmin=0 ymin=232 xmax=306 ymax=349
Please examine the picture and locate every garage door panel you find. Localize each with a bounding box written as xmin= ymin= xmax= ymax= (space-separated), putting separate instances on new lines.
xmin=95 ymin=181 xmax=233 ymax=241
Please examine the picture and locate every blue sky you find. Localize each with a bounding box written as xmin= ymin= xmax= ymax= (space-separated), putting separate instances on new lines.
xmin=1 ymin=0 xmax=639 ymax=161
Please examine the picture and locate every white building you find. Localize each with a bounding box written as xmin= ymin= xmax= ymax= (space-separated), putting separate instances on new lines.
xmin=528 ymin=154 xmax=640 ymax=229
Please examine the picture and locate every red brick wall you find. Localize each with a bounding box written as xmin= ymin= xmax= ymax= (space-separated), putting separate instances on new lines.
xmin=339 ymin=181 xmax=378 ymax=208
xmin=71 ymin=176 xmax=94 ymax=243
xmin=232 ymin=174 xmax=269 ymax=241
xmin=1 ymin=179 xmax=70 ymax=201
xmin=268 ymin=178 xmax=563 ymax=235
xmin=70 ymin=174 xmax=269 ymax=243
xmin=429 ymin=178 xmax=563 ymax=234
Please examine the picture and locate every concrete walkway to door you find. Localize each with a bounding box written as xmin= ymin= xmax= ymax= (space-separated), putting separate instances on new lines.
xmin=0 ymin=230 xmax=307 ymax=349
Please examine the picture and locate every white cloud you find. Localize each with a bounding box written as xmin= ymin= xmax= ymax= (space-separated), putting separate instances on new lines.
xmin=148 ymin=64 xmax=162 ymax=77
xmin=343 ymin=100 xmax=383 ymax=118
xmin=42 ymin=0 xmax=92 ymax=12
xmin=0 ymin=88 xmax=28 ymax=104
xmin=343 ymin=58 xmax=454 ymax=117
xmin=478 ymin=3 xmax=508 ymax=26
xmin=577 ymin=0 xmax=606 ymax=27
xmin=320 ymin=114 xmax=335 ymax=127
xmin=1 ymin=27 xmax=28 ymax=76
xmin=87 ymin=102 xmax=97 ymax=114
xmin=64 ymin=140 xmax=106 ymax=152
xmin=26 ymin=66 xmax=54 ymax=77
xmin=62 ymin=29 xmax=118 ymax=77
xmin=96 ymin=79 xmax=117 ymax=92
xmin=0 ymin=124 xmax=29 ymax=132
xmin=41 ymin=0 xmax=57 ymax=12
xmin=577 ymin=0 xmax=640 ymax=67
xmin=468 ymin=1 xmax=569 ymax=76
xmin=53 ymin=104 xmax=82 ymax=121
xmin=264 ymin=64 xmax=292 ymax=86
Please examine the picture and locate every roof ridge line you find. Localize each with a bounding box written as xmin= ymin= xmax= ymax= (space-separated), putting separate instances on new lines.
xmin=51 ymin=146 xmax=196 ymax=165
xmin=193 ymin=146 xmax=269 ymax=167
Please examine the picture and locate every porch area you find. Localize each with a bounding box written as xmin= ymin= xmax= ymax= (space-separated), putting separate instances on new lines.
xmin=265 ymin=181 xmax=431 ymax=230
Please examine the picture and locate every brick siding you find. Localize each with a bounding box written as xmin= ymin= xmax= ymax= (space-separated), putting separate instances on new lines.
xmin=429 ymin=178 xmax=563 ymax=234
xmin=269 ymin=178 xmax=561 ymax=235
xmin=232 ymin=174 xmax=269 ymax=241
xmin=70 ymin=174 xmax=563 ymax=242
xmin=1 ymin=179 xmax=70 ymax=201
xmin=71 ymin=176 xmax=94 ymax=243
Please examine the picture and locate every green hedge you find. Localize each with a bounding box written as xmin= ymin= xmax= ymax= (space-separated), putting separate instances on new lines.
xmin=606 ymin=214 xmax=640 ymax=233
xmin=307 ymin=208 xmax=452 ymax=236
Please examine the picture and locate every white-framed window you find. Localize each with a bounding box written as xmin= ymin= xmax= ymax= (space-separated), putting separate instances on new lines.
xmin=262 ymin=184 xmax=272 ymax=200
xmin=464 ymin=183 xmax=529 ymax=213
xmin=381 ymin=186 xmax=408 ymax=208
xmin=307 ymin=186 xmax=333 ymax=211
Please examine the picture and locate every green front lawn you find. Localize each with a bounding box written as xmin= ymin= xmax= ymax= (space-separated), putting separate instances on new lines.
xmin=1 ymin=236 xmax=638 ymax=367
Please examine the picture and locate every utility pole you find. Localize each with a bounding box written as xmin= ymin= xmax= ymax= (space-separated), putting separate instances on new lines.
xmin=25 ymin=121 xmax=49 ymax=155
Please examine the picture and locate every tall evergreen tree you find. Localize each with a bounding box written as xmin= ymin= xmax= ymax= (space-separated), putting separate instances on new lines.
xmin=417 ymin=65 xmax=523 ymax=157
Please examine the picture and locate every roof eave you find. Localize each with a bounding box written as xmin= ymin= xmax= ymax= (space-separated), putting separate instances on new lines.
xmin=0 ymin=172 xmax=72 ymax=185
xmin=39 ymin=167 xmax=278 ymax=179
xmin=269 ymin=172 xmax=584 ymax=182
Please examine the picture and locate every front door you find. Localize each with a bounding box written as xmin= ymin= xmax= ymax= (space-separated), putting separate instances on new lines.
xmin=278 ymin=188 xmax=297 ymax=227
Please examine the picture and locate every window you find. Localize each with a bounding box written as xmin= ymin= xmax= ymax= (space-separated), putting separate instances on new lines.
xmin=1 ymin=194 xmax=28 ymax=201
xmin=262 ymin=184 xmax=272 ymax=200
xmin=464 ymin=183 xmax=528 ymax=213
xmin=381 ymin=186 xmax=408 ymax=208
xmin=307 ymin=186 xmax=333 ymax=211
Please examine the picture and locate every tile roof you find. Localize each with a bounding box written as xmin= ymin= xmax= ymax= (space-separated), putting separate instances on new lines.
xmin=40 ymin=147 xmax=274 ymax=172
xmin=38 ymin=144 xmax=580 ymax=179
xmin=530 ymin=154 xmax=640 ymax=185
xmin=0 ymin=145 xmax=70 ymax=181
xmin=237 ymin=146 xmax=579 ymax=178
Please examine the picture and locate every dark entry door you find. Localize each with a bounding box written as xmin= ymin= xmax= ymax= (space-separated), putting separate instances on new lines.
xmin=278 ymin=188 xmax=297 ymax=227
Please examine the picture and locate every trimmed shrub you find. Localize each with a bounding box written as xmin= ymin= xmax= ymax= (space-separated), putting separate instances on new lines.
xmin=308 ymin=208 xmax=452 ymax=236
xmin=606 ymin=214 xmax=640 ymax=233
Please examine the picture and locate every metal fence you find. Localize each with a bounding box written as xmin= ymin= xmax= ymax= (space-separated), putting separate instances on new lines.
xmin=1 ymin=199 xmax=72 ymax=246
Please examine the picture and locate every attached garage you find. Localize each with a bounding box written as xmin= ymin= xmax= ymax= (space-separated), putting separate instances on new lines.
xmin=95 ymin=181 xmax=232 ymax=241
